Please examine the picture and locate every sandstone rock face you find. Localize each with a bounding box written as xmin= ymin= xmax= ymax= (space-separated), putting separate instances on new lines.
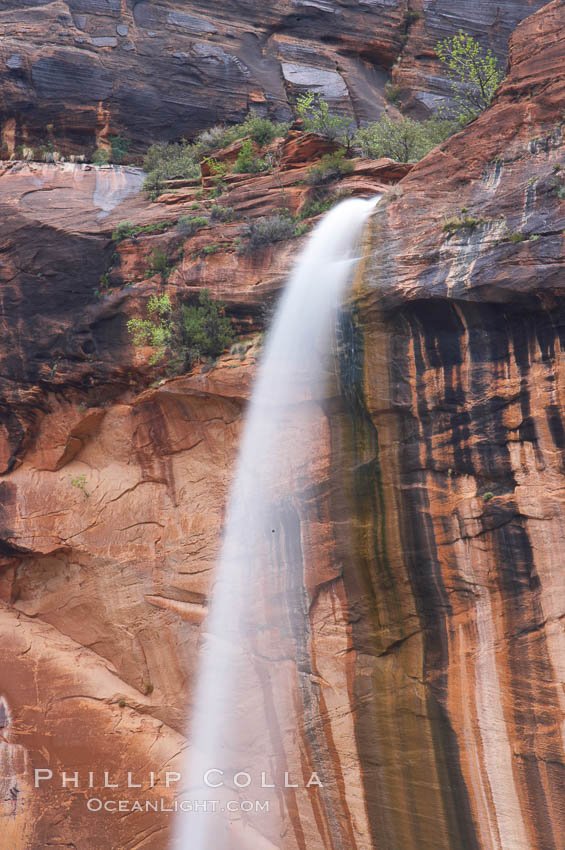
xmin=1 ymin=2 xmax=565 ymax=849
xmin=0 ymin=135 xmax=402 ymax=846
xmin=348 ymin=1 xmax=565 ymax=846
xmin=0 ymin=0 xmax=549 ymax=155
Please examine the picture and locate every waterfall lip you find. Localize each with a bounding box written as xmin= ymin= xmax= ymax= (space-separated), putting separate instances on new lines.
xmin=174 ymin=194 xmax=380 ymax=850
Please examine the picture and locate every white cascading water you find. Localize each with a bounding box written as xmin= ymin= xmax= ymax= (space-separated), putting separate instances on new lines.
xmin=175 ymin=197 xmax=378 ymax=850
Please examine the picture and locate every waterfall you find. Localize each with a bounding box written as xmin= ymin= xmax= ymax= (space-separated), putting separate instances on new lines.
xmin=175 ymin=197 xmax=378 ymax=850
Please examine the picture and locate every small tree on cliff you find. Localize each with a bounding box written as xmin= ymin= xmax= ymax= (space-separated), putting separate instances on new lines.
xmin=295 ymin=92 xmax=356 ymax=146
xmin=436 ymin=31 xmax=503 ymax=125
xmin=127 ymin=290 xmax=234 ymax=372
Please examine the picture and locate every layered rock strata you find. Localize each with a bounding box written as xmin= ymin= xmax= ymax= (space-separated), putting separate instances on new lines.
xmin=0 ymin=0 xmax=549 ymax=154
xmin=347 ymin=1 xmax=565 ymax=846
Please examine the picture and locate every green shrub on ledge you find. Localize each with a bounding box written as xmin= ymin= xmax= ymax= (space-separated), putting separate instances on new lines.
xmin=355 ymin=115 xmax=455 ymax=162
xmin=210 ymin=204 xmax=235 ymax=222
xmin=127 ymin=290 xmax=234 ymax=371
xmin=442 ymin=213 xmax=488 ymax=233
xmin=237 ymin=214 xmax=298 ymax=254
xmin=142 ymin=111 xmax=290 ymax=198
xmin=144 ymin=248 xmax=170 ymax=281
xmin=233 ymin=140 xmax=269 ymax=174
xmin=296 ymin=92 xmax=355 ymax=144
xmin=305 ymin=150 xmax=355 ymax=186
xmin=176 ymin=215 xmax=209 ymax=236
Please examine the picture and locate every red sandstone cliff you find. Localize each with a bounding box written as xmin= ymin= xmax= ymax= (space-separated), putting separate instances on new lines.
xmin=1 ymin=1 xmax=565 ymax=848
xmin=0 ymin=0 xmax=550 ymax=156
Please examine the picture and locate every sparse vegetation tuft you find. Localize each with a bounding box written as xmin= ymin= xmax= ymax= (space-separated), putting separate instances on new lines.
xmin=233 ymin=139 xmax=269 ymax=174
xmin=70 ymin=474 xmax=89 ymax=498
xmin=295 ymin=92 xmax=356 ymax=144
xmin=237 ymin=214 xmax=302 ymax=254
xmin=144 ymin=248 xmax=170 ymax=281
xmin=127 ymin=290 xmax=234 ymax=372
xmin=442 ymin=212 xmax=488 ymax=233
xmin=305 ymin=150 xmax=355 ymax=186
xmin=176 ymin=215 xmax=209 ymax=236
xmin=210 ymin=204 xmax=234 ymax=222
xmin=356 ymin=115 xmax=456 ymax=162
xmin=112 ymin=220 xmax=172 ymax=242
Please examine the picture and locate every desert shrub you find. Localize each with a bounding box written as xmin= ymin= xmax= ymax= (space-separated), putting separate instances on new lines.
xmin=144 ymin=248 xmax=170 ymax=280
xmin=238 ymin=113 xmax=290 ymax=145
xmin=237 ymin=214 xmax=300 ymax=254
xmin=143 ymin=172 xmax=165 ymax=200
xmin=203 ymin=158 xmax=231 ymax=194
xmin=143 ymin=142 xmax=201 ymax=197
xmin=436 ymin=31 xmax=503 ymax=125
xmin=205 ymin=158 xmax=229 ymax=178
xmin=94 ymin=272 xmax=111 ymax=299
xmin=210 ymin=204 xmax=234 ymax=222
xmin=144 ymin=141 xmax=201 ymax=181
xmin=355 ymin=115 xmax=455 ymax=162
xmin=299 ymin=196 xmax=340 ymax=219
xmin=132 ymin=222 xmax=171 ymax=237
xmin=305 ymin=150 xmax=355 ymax=185
xmin=176 ymin=215 xmax=209 ymax=236
xmin=109 ymin=135 xmax=130 ymax=164
xmin=142 ymin=112 xmax=288 ymax=199
xmin=196 ymin=125 xmax=230 ymax=152
xmin=127 ymin=294 xmax=173 ymax=363
xmin=175 ymin=290 xmax=234 ymax=364
xmin=198 ymin=243 xmax=221 ymax=257
xmin=442 ymin=213 xmax=488 ymax=233
xmin=196 ymin=113 xmax=289 ymax=152
xmin=113 ymin=220 xmax=171 ymax=241
xmin=384 ymin=82 xmax=401 ymax=105
xmin=295 ymin=92 xmax=356 ymax=144
xmin=112 ymin=220 xmax=134 ymax=241
xmin=127 ymin=290 xmax=234 ymax=371
xmin=233 ymin=140 xmax=269 ymax=174
xmin=93 ymin=148 xmax=110 ymax=165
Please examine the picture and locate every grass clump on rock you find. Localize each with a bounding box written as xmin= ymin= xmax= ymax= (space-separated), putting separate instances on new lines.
xmin=112 ymin=220 xmax=172 ymax=241
xmin=442 ymin=212 xmax=488 ymax=233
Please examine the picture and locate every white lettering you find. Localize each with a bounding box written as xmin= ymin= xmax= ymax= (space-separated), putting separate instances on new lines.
xmin=204 ymin=769 xmax=223 ymax=788
xmin=62 ymin=771 xmax=79 ymax=788
xmin=34 ymin=769 xmax=53 ymax=787
xmin=233 ymin=772 xmax=251 ymax=788
xmin=165 ymin=771 xmax=180 ymax=788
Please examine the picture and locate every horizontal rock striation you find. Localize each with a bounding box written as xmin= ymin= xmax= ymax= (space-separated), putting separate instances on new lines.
xmin=0 ymin=0 xmax=549 ymax=154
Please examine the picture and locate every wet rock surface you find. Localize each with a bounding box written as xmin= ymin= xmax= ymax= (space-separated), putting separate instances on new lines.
xmin=349 ymin=2 xmax=565 ymax=846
